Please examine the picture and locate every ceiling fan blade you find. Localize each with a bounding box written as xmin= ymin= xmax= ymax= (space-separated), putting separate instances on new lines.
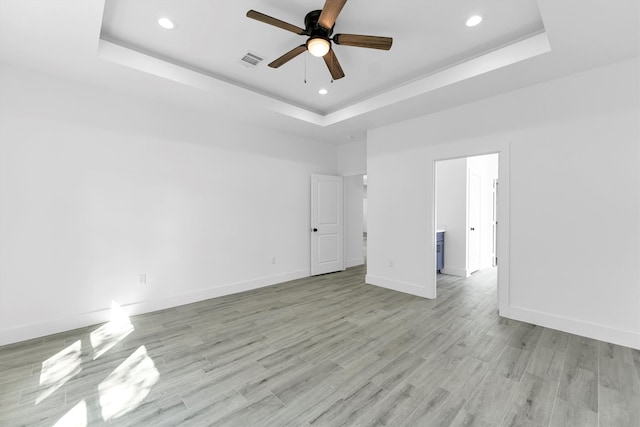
xmin=318 ymin=0 xmax=347 ymax=30
xmin=323 ymin=48 xmax=345 ymax=80
xmin=246 ymin=10 xmax=305 ymax=35
xmin=333 ymin=34 xmax=393 ymax=50
xmin=269 ymin=45 xmax=308 ymax=68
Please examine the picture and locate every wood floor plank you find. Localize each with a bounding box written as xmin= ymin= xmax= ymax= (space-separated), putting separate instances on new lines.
xmin=557 ymin=336 xmax=599 ymax=413
xmin=261 ymin=383 xmax=337 ymax=426
xmin=270 ymin=360 xmax=342 ymax=405
xmin=401 ymin=386 xmax=466 ymax=427
xmin=236 ymin=355 xmax=309 ymax=403
xmin=598 ymin=357 xmax=640 ymax=397
xmin=633 ymin=348 xmax=640 ymax=381
xmin=463 ymin=373 xmax=519 ymax=425
xmin=351 ymin=381 xmax=429 ymax=427
xmin=469 ymin=334 xmax=508 ymax=363
xmin=548 ymin=398 xmax=597 ymax=427
xmin=507 ymin=325 xmax=543 ymax=351
xmin=308 ymin=381 xmax=387 ymax=427
xmin=502 ymin=373 xmax=557 ymax=426
xmin=370 ymin=351 xmax=426 ymax=391
xmin=1 ymin=265 xmax=639 ymax=426
xmin=110 ymin=395 xmax=189 ymax=427
xmin=599 ymin=341 xmax=635 ymax=365
xmin=598 ymin=385 xmax=640 ymax=427
xmin=537 ymin=328 xmax=571 ymax=352
xmin=450 ymin=409 xmax=494 ymax=427
xmin=557 ymin=366 xmax=598 ymax=413
xmin=324 ymin=352 xmax=391 ymax=398
xmin=492 ymin=345 xmax=533 ymax=381
xmin=406 ymin=352 xmax=459 ymax=393
xmin=525 ymin=346 xmax=566 ymax=382
xmin=439 ymin=356 xmax=490 ymax=399
xmin=213 ymin=394 xmax=285 ymax=427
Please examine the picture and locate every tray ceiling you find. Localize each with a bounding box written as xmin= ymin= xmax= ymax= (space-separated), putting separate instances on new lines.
xmin=100 ymin=0 xmax=547 ymax=120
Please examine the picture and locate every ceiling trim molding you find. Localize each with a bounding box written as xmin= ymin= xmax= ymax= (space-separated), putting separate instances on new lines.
xmin=323 ymin=32 xmax=551 ymax=126
xmin=98 ymin=32 xmax=550 ymax=128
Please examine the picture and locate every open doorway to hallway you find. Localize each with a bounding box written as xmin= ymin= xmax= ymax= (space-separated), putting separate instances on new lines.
xmin=363 ymin=174 xmax=367 ymax=263
xmin=344 ymin=174 xmax=367 ymax=269
xmin=435 ymin=153 xmax=499 ymax=290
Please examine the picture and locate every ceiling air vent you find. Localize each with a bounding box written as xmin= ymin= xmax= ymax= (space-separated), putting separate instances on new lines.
xmin=240 ymin=51 xmax=265 ymax=68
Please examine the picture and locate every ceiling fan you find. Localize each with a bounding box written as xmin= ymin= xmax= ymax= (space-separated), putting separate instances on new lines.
xmin=246 ymin=0 xmax=393 ymax=80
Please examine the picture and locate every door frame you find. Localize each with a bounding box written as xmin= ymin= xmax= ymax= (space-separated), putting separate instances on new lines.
xmin=431 ymin=148 xmax=510 ymax=317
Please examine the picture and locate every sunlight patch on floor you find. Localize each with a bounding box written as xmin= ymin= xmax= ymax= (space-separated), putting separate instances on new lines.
xmin=98 ymin=345 xmax=159 ymax=421
xmin=52 ymin=399 xmax=87 ymax=427
xmin=90 ymin=301 xmax=134 ymax=360
xmin=36 ymin=340 xmax=82 ymax=405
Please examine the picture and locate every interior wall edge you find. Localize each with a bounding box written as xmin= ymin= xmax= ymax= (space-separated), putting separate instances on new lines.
xmin=365 ymin=274 xmax=435 ymax=299
xmin=346 ymin=258 xmax=365 ymax=268
xmin=504 ymin=305 xmax=640 ymax=351
xmin=439 ymin=268 xmax=470 ymax=278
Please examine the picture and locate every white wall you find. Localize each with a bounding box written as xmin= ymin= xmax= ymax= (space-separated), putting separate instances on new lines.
xmin=337 ymin=139 xmax=366 ymax=176
xmin=0 ymin=65 xmax=338 ymax=345
xmin=344 ymin=175 xmax=364 ymax=268
xmin=366 ymin=58 xmax=640 ymax=349
xmin=436 ymin=158 xmax=467 ymax=276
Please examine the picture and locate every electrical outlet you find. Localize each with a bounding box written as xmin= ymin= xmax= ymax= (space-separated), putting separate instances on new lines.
xmin=138 ymin=274 xmax=147 ymax=285
xmin=388 ymin=261 xmax=394 ymax=268
xmin=271 ymin=257 xmax=276 ymax=264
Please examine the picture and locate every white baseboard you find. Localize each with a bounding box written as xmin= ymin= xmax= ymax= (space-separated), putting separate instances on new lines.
xmin=503 ymin=305 xmax=640 ymax=350
xmin=346 ymin=257 xmax=365 ymax=268
xmin=365 ymin=274 xmax=434 ymax=299
xmin=0 ymin=269 xmax=309 ymax=346
xmin=440 ymin=267 xmax=469 ymax=277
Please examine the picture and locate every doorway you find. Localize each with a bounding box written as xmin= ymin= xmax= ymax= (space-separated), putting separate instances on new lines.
xmin=434 ymin=153 xmax=499 ymax=284
xmin=363 ymin=174 xmax=367 ymax=263
xmin=341 ymin=174 xmax=366 ymax=270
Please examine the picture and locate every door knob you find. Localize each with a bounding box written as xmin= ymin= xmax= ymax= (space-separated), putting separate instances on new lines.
xmin=313 ymin=228 xmax=318 ymax=232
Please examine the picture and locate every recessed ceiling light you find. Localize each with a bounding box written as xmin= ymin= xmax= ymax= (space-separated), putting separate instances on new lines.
xmin=318 ymin=89 xmax=328 ymax=95
xmin=158 ymin=17 xmax=175 ymax=30
xmin=466 ymin=15 xmax=483 ymax=27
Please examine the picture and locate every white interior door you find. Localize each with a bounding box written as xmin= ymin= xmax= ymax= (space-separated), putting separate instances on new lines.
xmin=468 ymin=173 xmax=481 ymax=274
xmin=311 ymin=174 xmax=344 ymax=275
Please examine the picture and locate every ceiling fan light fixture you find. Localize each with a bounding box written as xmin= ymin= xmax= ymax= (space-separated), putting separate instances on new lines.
xmin=466 ymin=15 xmax=483 ymax=27
xmin=158 ymin=17 xmax=176 ymax=30
xmin=307 ymin=37 xmax=331 ymax=57
xmin=318 ymin=88 xmax=328 ymax=95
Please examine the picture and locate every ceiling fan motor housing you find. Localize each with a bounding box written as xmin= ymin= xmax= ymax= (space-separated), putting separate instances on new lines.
xmin=305 ymin=10 xmax=334 ymax=37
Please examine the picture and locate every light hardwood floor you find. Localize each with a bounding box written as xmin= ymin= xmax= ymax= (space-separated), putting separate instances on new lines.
xmin=1 ymin=266 xmax=639 ymax=426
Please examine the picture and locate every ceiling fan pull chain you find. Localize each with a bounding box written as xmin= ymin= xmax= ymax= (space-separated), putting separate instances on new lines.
xmin=304 ymin=54 xmax=307 ymax=84
xmin=330 ymin=56 xmax=334 ymax=83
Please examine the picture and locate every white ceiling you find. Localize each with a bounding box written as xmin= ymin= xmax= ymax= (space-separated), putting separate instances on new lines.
xmin=100 ymin=0 xmax=544 ymax=114
xmin=0 ymin=0 xmax=638 ymax=145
